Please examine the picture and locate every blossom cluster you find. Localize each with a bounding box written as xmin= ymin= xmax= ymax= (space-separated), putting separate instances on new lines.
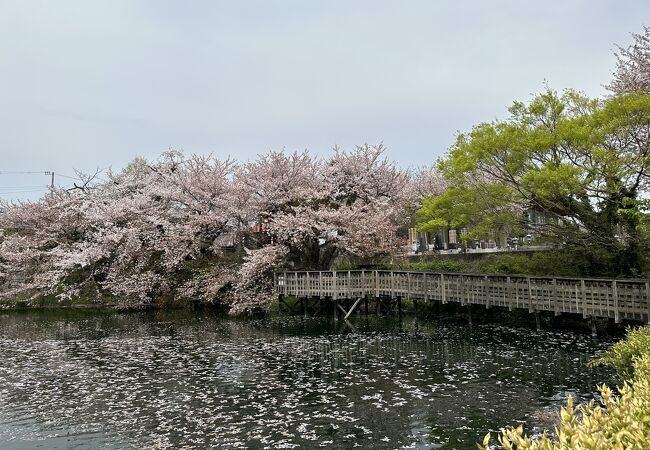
xmin=0 ymin=145 xmax=444 ymax=311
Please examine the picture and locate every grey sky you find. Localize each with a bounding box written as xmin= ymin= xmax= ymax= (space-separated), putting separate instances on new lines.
xmin=0 ymin=0 xmax=648 ymax=200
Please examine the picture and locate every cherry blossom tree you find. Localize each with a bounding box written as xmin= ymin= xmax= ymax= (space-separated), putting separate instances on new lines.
xmin=0 ymin=145 xmax=435 ymax=312
xmin=258 ymin=144 xmax=412 ymax=269
xmin=0 ymin=151 xmax=241 ymax=306
xmin=608 ymin=25 xmax=650 ymax=95
xmin=407 ymin=165 xmax=448 ymax=207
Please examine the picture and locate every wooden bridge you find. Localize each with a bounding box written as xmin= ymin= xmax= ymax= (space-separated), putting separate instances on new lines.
xmin=275 ymin=270 xmax=650 ymax=326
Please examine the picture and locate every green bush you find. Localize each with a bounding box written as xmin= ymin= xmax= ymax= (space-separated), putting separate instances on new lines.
xmin=333 ymin=261 xmax=361 ymax=271
xmin=395 ymin=248 xmax=648 ymax=278
xmin=480 ymin=355 xmax=650 ymax=450
xmin=480 ymin=326 xmax=650 ymax=450
xmin=385 ymin=259 xmax=467 ymax=272
xmin=591 ymin=325 xmax=650 ymax=380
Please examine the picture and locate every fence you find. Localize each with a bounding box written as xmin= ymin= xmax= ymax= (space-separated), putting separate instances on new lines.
xmin=275 ymin=270 xmax=650 ymax=323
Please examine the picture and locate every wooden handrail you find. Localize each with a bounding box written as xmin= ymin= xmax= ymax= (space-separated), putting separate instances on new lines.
xmin=275 ymin=270 xmax=650 ymax=323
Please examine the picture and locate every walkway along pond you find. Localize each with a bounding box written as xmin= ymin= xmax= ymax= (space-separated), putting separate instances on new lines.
xmin=276 ymin=270 xmax=650 ymax=329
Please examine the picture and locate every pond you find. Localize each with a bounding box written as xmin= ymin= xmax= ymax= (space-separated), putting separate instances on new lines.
xmin=0 ymin=309 xmax=617 ymax=449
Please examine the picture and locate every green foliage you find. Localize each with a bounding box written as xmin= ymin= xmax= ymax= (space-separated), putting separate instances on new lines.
xmin=591 ymin=325 xmax=650 ymax=380
xmin=385 ymin=258 xmax=468 ymax=273
xmin=419 ymin=90 xmax=650 ymax=275
xmin=122 ymin=156 xmax=149 ymax=174
xmin=481 ymin=330 xmax=650 ymax=450
xmin=385 ymin=249 xmax=641 ymax=278
xmin=333 ymin=261 xmax=362 ymax=271
xmin=417 ymin=185 xmax=521 ymax=241
xmin=268 ymin=295 xmax=299 ymax=316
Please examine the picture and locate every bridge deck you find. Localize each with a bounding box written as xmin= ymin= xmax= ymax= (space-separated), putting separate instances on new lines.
xmin=275 ymin=270 xmax=650 ymax=323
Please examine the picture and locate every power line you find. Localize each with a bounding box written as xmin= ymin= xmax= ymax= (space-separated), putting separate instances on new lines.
xmin=56 ymin=173 xmax=82 ymax=180
xmin=0 ymin=171 xmax=92 ymax=198
xmin=0 ymin=170 xmax=58 ymax=188
xmin=0 ymin=189 xmax=48 ymax=195
xmin=0 ymin=185 xmax=49 ymax=189
xmin=0 ymin=172 xmax=51 ymax=198
xmin=0 ymin=171 xmax=49 ymax=175
xmin=0 ymin=171 xmax=81 ymax=179
xmin=0 ymin=186 xmax=49 ymax=190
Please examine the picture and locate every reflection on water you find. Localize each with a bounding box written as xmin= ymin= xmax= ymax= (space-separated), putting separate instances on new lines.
xmin=0 ymin=310 xmax=616 ymax=449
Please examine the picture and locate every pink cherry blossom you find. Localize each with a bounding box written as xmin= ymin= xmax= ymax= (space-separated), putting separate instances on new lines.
xmin=0 ymin=145 xmax=439 ymax=312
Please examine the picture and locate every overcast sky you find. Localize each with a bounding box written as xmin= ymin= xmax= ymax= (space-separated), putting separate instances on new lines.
xmin=0 ymin=0 xmax=648 ymax=201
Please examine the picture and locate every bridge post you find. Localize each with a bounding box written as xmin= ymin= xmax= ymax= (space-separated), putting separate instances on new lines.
xmin=348 ymin=270 xmax=352 ymax=299
xmin=459 ymin=275 xmax=465 ymax=306
xmin=535 ymin=311 xmax=541 ymax=331
xmin=581 ymin=279 xmax=587 ymax=318
xmin=590 ymin=316 xmax=597 ymax=337
xmin=553 ymin=278 xmax=561 ymax=317
xmin=294 ymin=272 xmax=299 ymax=298
xmin=280 ymin=272 xmax=284 ymax=297
xmin=398 ymin=296 xmax=403 ymax=319
xmin=422 ymin=272 xmax=429 ymax=303
xmin=612 ymin=281 xmax=620 ymax=324
xmin=400 ymin=272 xmax=411 ymax=306
xmin=334 ymin=297 xmax=339 ymax=321
xmin=375 ymin=270 xmax=379 ymax=298
xmin=467 ymin=304 xmax=473 ymax=328
xmin=441 ymin=273 xmax=446 ymax=304
xmin=646 ymin=282 xmax=650 ymax=323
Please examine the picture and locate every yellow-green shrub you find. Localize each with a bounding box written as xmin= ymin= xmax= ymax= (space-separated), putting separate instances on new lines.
xmin=590 ymin=325 xmax=650 ymax=379
xmin=479 ymin=343 xmax=650 ymax=449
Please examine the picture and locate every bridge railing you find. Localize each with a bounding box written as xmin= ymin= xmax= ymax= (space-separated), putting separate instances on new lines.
xmin=275 ymin=270 xmax=650 ymax=323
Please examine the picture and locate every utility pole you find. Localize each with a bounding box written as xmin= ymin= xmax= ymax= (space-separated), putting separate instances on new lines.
xmin=44 ymin=171 xmax=54 ymax=188
xmin=0 ymin=171 xmax=61 ymax=199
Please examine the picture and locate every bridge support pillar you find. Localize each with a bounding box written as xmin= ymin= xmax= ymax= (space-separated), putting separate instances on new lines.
xmin=334 ymin=298 xmax=338 ymax=321
xmin=278 ymin=295 xmax=285 ymax=315
xmin=590 ymin=317 xmax=597 ymax=337
xmin=535 ymin=311 xmax=541 ymax=331
xmin=397 ymin=297 xmax=403 ymax=319
xmin=468 ymin=305 xmax=473 ymax=328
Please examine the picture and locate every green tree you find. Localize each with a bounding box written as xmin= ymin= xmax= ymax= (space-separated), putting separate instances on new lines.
xmin=418 ymin=90 xmax=650 ymax=275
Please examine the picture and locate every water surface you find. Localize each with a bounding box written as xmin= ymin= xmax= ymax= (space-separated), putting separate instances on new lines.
xmin=0 ymin=310 xmax=616 ymax=449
